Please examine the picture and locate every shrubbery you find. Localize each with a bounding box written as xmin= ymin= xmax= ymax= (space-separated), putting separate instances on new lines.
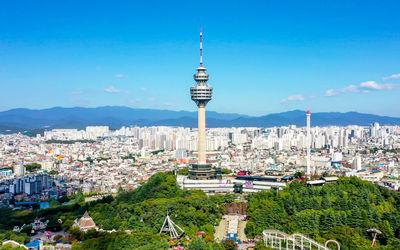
xmin=245 ymin=176 xmax=400 ymax=249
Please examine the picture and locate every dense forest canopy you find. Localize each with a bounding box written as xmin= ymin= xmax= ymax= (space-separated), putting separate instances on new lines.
xmin=88 ymin=172 xmax=235 ymax=237
xmin=0 ymin=172 xmax=234 ymax=249
xmin=245 ymin=176 xmax=400 ymax=249
xmin=2 ymin=173 xmax=400 ymax=249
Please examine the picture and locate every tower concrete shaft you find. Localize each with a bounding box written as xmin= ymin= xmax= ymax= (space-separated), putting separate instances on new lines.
xmin=190 ymin=27 xmax=213 ymax=165
xmin=306 ymin=111 xmax=311 ymax=176
xmin=198 ymin=104 xmax=206 ymax=164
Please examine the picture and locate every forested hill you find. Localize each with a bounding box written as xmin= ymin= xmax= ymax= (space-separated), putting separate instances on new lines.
xmin=2 ymin=174 xmax=400 ymax=249
xmin=0 ymin=172 xmax=235 ymax=249
xmin=246 ymin=176 xmax=400 ymax=249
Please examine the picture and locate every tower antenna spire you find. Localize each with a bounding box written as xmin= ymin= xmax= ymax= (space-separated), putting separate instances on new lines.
xmin=200 ymin=26 xmax=203 ymax=66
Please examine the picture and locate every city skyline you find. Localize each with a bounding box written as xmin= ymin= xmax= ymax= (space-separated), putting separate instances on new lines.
xmin=1 ymin=2 xmax=400 ymax=249
xmin=1 ymin=1 xmax=400 ymax=116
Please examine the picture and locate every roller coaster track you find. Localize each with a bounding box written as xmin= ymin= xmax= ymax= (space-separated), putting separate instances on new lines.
xmin=262 ymin=230 xmax=340 ymax=250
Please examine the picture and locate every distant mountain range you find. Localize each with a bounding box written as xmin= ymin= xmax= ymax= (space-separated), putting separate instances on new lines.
xmin=0 ymin=106 xmax=399 ymax=133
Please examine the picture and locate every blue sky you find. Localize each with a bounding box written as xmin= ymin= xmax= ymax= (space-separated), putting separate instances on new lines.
xmin=1 ymin=0 xmax=399 ymax=116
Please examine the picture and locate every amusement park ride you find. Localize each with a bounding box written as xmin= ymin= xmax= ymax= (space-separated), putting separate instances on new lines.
xmin=159 ymin=213 xmax=185 ymax=240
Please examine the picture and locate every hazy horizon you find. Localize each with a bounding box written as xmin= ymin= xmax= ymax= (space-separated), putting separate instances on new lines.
xmin=2 ymin=105 xmax=400 ymax=119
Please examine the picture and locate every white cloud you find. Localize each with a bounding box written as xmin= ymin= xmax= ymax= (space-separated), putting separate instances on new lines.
xmin=325 ymin=85 xmax=359 ymax=96
xmin=140 ymin=87 xmax=147 ymax=91
xmin=360 ymin=81 xmax=397 ymax=90
xmin=71 ymin=91 xmax=83 ymax=95
xmin=115 ymin=74 xmax=128 ymax=79
xmin=104 ymin=86 xmax=121 ymax=93
xmin=325 ymin=81 xmax=398 ymax=96
xmin=281 ymin=94 xmax=305 ymax=103
xmin=382 ymin=73 xmax=400 ymax=81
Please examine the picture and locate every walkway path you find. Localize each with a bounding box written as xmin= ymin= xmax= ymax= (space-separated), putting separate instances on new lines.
xmin=215 ymin=219 xmax=227 ymax=241
xmin=238 ymin=220 xmax=247 ymax=242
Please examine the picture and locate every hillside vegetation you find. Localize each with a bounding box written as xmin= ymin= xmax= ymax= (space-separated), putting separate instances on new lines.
xmin=0 ymin=172 xmax=234 ymax=249
xmin=2 ymin=174 xmax=400 ymax=249
xmin=246 ymin=176 xmax=400 ymax=249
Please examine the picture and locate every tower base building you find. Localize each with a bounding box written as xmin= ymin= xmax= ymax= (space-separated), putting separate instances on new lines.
xmin=188 ymin=163 xmax=216 ymax=180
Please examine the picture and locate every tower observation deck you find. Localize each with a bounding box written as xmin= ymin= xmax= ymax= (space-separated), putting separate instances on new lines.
xmin=189 ymin=27 xmax=216 ymax=180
